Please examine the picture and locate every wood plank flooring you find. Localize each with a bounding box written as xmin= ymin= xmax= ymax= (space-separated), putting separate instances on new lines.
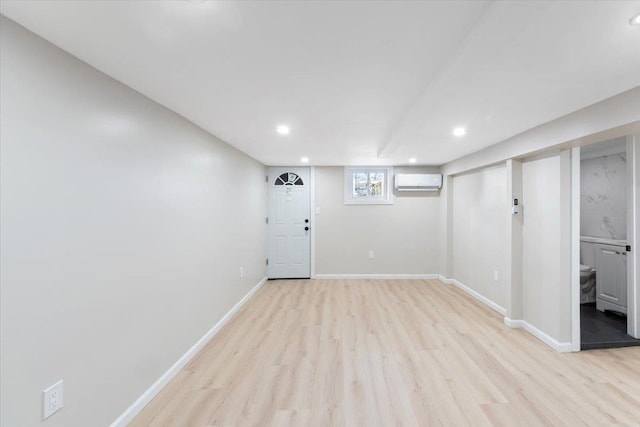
xmin=130 ymin=279 xmax=640 ymax=426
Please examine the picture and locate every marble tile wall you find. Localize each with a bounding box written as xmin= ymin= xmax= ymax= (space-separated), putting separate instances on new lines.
xmin=581 ymin=152 xmax=627 ymax=240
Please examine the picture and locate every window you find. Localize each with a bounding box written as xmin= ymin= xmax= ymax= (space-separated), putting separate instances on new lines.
xmin=344 ymin=166 xmax=393 ymax=204
xmin=274 ymin=172 xmax=304 ymax=186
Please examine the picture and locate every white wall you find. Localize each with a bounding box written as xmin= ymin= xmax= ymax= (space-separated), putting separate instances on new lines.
xmin=0 ymin=17 xmax=267 ymax=427
xmin=439 ymin=88 xmax=639 ymax=350
xmin=580 ymin=241 xmax=598 ymax=269
xmin=315 ymin=166 xmax=439 ymax=275
xmin=521 ymin=152 xmax=572 ymax=344
xmin=452 ymin=164 xmax=507 ymax=308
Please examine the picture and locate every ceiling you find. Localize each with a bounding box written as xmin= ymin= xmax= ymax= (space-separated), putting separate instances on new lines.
xmin=2 ymin=1 xmax=640 ymax=166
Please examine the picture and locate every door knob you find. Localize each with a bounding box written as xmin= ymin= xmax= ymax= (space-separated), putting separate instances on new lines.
xmin=305 ymin=226 xmax=309 ymax=231
xmin=305 ymin=219 xmax=309 ymax=223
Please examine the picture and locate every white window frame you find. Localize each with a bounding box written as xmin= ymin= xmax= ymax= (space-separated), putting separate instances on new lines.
xmin=344 ymin=166 xmax=394 ymax=205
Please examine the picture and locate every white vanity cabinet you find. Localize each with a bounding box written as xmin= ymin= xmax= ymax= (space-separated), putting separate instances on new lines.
xmin=595 ymin=243 xmax=627 ymax=314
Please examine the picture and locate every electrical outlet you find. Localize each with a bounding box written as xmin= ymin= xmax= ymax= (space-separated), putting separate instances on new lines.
xmin=43 ymin=380 xmax=63 ymax=420
xmin=368 ymin=250 xmax=375 ymax=259
xmin=239 ymin=267 xmax=244 ymax=278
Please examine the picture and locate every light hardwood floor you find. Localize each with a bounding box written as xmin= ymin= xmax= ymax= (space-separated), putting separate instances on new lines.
xmin=131 ymin=279 xmax=640 ymax=426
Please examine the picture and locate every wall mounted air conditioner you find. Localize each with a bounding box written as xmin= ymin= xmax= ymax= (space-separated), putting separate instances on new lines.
xmin=394 ymin=174 xmax=442 ymax=192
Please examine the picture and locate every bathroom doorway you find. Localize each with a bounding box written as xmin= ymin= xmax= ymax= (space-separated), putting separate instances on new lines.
xmin=577 ymin=135 xmax=640 ymax=350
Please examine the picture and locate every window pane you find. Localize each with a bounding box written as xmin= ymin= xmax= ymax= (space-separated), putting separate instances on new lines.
xmin=353 ymin=172 xmax=368 ymax=197
xmin=369 ymin=172 xmax=384 ymax=197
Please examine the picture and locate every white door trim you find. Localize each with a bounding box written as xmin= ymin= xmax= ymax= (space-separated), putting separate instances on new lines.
xmin=310 ymin=166 xmax=316 ymax=278
xmin=627 ymin=134 xmax=639 ymax=338
xmin=571 ymin=146 xmax=581 ymax=351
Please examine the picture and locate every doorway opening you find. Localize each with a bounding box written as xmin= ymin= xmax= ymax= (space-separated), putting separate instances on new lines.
xmin=578 ymin=136 xmax=640 ymax=350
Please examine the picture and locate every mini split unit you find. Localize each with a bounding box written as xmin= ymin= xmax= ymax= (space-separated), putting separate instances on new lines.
xmin=394 ymin=174 xmax=443 ymax=191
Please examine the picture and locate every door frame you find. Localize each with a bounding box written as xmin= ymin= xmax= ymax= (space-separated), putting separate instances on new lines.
xmin=571 ymin=134 xmax=640 ymax=351
xmin=627 ymin=134 xmax=639 ymax=338
xmin=571 ymin=146 xmax=581 ymax=351
xmin=310 ymin=166 xmax=316 ymax=278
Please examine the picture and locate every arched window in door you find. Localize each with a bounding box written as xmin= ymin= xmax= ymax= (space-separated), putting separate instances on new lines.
xmin=274 ymin=172 xmax=304 ymax=186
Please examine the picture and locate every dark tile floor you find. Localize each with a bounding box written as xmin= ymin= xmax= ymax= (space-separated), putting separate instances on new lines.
xmin=581 ymin=303 xmax=640 ymax=350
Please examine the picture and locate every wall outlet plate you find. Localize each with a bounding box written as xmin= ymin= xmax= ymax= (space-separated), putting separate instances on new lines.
xmin=43 ymin=380 xmax=64 ymax=420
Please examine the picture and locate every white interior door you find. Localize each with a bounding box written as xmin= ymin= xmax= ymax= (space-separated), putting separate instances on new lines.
xmin=268 ymin=167 xmax=311 ymax=279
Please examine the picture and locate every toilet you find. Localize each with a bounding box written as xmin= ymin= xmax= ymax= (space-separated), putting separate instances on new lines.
xmin=580 ymin=264 xmax=596 ymax=304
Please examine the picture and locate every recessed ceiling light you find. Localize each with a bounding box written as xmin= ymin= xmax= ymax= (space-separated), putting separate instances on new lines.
xmin=409 ymin=158 xmax=417 ymax=164
xmin=630 ymin=12 xmax=640 ymax=26
xmin=300 ymin=157 xmax=309 ymax=163
xmin=453 ymin=127 xmax=466 ymax=137
xmin=276 ymin=125 xmax=290 ymax=135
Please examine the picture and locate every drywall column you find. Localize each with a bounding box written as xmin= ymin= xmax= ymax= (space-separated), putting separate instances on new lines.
xmin=629 ymin=134 xmax=640 ymax=338
xmin=521 ymin=150 xmax=572 ymax=351
xmin=559 ymin=149 xmax=573 ymax=345
xmin=438 ymin=175 xmax=454 ymax=278
xmin=505 ymin=159 xmax=523 ymax=325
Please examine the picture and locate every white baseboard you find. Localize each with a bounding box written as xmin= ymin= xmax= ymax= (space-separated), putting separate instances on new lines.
xmin=503 ymin=317 xmax=572 ymax=353
xmin=522 ymin=321 xmax=573 ymax=353
xmin=504 ymin=317 xmax=524 ymax=328
xmin=438 ymin=275 xmax=455 ymax=285
xmin=438 ymin=275 xmax=506 ymax=316
xmin=439 ymin=276 xmax=573 ymax=353
xmin=440 ymin=276 xmax=573 ymax=353
xmin=314 ymin=274 xmax=440 ymax=280
xmin=110 ymin=276 xmax=268 ymax=427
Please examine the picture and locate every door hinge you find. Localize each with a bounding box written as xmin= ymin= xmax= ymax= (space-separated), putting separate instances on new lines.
xmin=266 ymin=217 xmax=269 ymax=224
xmin=266 ymin=258 xmax=269 ymax=265
xmin=266 ymin=175 xmax=269 ymax=183
xmin=627 ymin=245 xmax=632 ymax=252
